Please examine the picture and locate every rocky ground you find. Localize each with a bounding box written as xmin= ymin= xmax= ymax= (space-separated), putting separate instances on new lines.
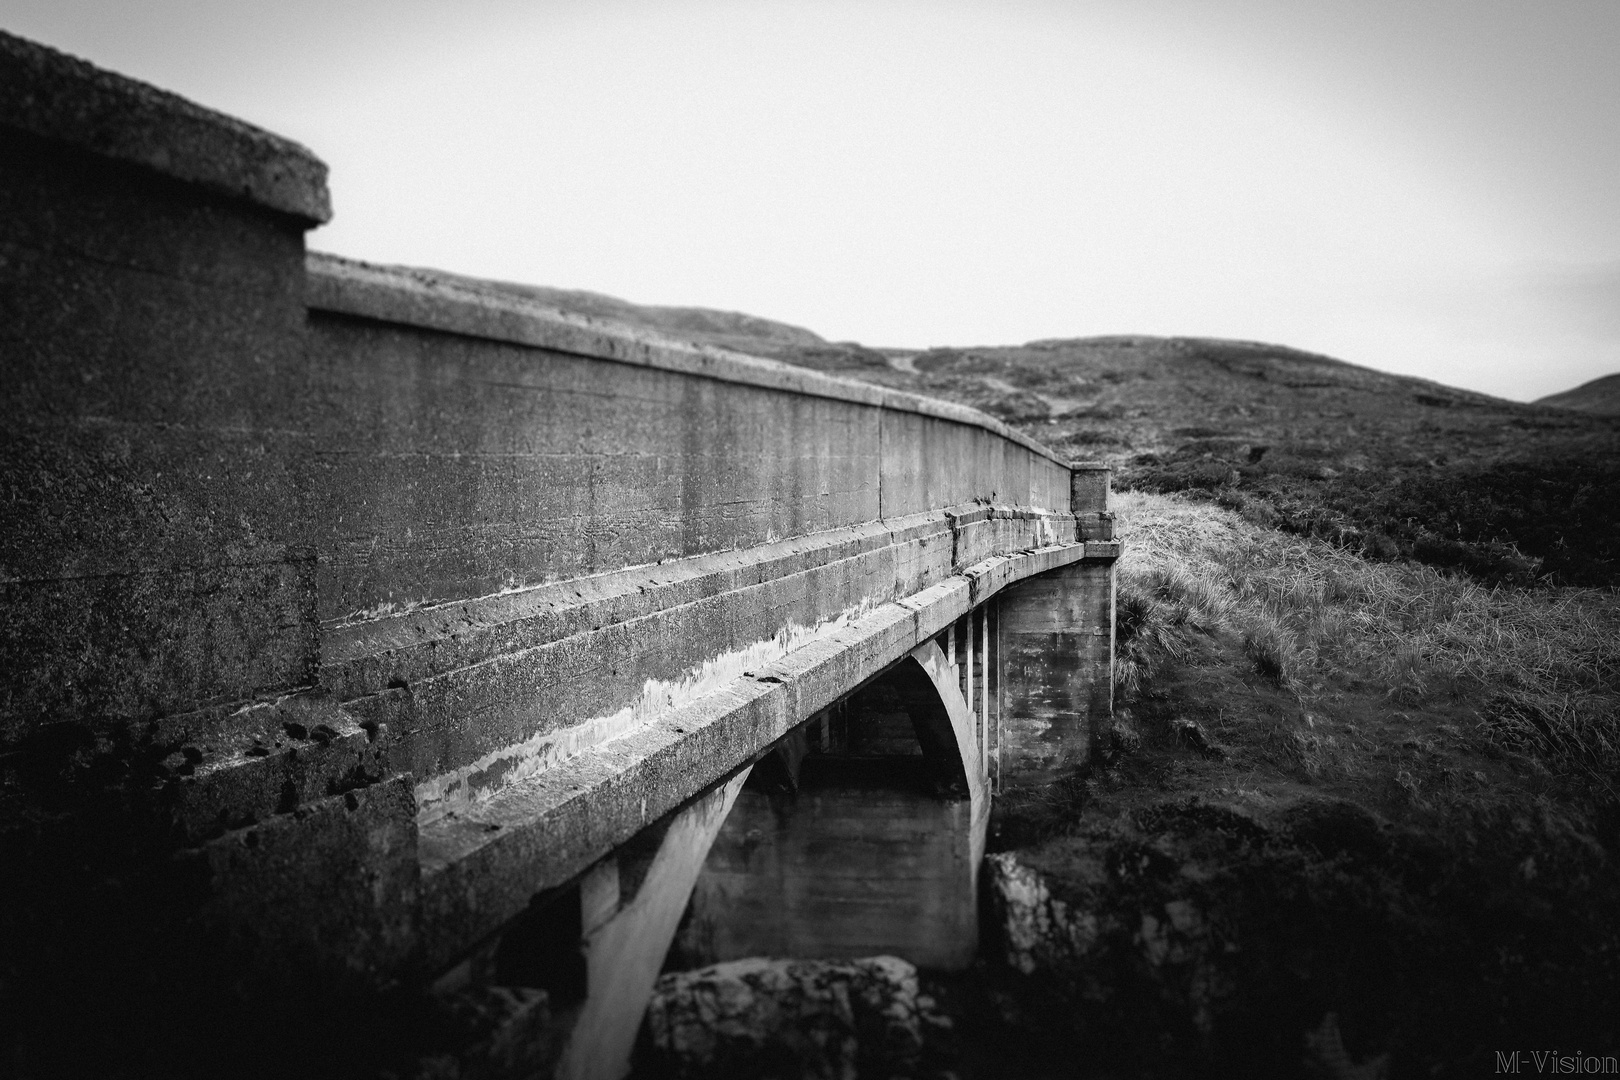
xmin=639 ymin=956 xmax=954 ymax=1079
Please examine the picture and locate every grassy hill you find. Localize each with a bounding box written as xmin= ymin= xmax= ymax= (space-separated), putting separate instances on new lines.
xmin=1538 ymin=372 xmax=1620 ymax=416
xmin=432 ymin=272 xmax=1620 ymax=1075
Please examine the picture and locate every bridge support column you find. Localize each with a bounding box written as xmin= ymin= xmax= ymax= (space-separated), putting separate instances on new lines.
xmin=556 ymin=770 xmax=750 ymax=1080
xmin=998 ymin=557 xmax=1116 ymax=788
xmin=909 ymin=638 xmax=991 ymax=890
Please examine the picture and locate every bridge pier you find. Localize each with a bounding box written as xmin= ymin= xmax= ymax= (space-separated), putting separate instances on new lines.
xmin=998 ymin=471 xmax=1119 ymax=787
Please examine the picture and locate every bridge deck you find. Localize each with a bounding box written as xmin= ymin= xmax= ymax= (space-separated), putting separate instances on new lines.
xmin=416 ymin=537 xmax=1106 ymax=968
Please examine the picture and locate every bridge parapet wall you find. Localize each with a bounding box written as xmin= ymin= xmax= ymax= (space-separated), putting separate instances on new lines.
xmin=0 ymin=32 xmax=329 ymax=758
xmin=0 ymin=26 xmax=1072 ymax=780
xmin=304 ymin=253 xmax=1071 ymax=622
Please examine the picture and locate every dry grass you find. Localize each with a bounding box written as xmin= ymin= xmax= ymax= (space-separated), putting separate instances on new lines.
xmin=1113 ymin=490 xmax=1620 ymax=787
xmin=992 ymin=488 xmax=1620 ymax=1076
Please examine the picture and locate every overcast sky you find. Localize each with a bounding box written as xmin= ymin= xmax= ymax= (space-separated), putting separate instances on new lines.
xmin=6 ymin=0 xmax=1618 ymax=401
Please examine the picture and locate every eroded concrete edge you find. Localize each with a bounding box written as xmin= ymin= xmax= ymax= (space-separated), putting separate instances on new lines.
xmin=0 ymin=30 xmax=331 ymax=223
xmin=412 ymin=598 xmax=877 ymax=826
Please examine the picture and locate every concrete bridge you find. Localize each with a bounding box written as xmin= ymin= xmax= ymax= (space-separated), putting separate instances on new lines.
xmin=0 ymin=32 xmax=1117 ymax=1077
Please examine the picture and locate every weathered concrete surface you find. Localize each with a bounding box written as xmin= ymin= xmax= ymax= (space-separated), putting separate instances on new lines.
xmin=0 ymin=30 xmax=330 ymax=223
xmin=680 ymin=772 xmax=979 ymax=970
xmin=165 ymin=691 xmax=397 ymax=841
xmin=0 ymin=125 xmax=318 ymax=748
xmin=337 ymin=508 xmax=1063 ymax=823
xmin=303 ymin=256 xmax=1070 ymax=620
xmin=306 ymin=254 xmax=1067 ymax=471
xmin=999 ymin=555 xmax=1119 ymax=787
xmin=190 ymin=773 xmax=421 ymax=991
xmin=1070 ymin=461 xmax=1112 ymax=514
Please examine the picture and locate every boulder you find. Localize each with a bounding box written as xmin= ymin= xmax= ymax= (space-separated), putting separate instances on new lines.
xmin=985 ymin=850 xmax=1102 ymax=976
xmin=641 ymin=955 xmax=937 ymax=1079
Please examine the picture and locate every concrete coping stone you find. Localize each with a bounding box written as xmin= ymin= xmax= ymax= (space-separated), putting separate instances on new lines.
xmin=0 ymin=30 xmax=331 ymax=225
xmin=305 ymin=252 xmax=1071 ymax=468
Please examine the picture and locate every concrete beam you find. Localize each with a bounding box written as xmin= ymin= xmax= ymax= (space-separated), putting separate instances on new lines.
xmin=188 ymin=774 xmax=420 ymax=993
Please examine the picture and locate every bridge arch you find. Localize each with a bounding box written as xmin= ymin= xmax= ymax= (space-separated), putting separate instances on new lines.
xmin=540 ymin=631 xmax=1000 ymax=1077
xmin=668 ymin=635 xmax=991 ymax=974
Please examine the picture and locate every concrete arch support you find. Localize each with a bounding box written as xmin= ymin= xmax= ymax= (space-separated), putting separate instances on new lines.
xmin=671 ymin=643 xmax=997 ymax=975
xmin=906 ymin=638 xmax=990 ymax=883
xmin=557 ymin=769 xmax=751 ymax=1080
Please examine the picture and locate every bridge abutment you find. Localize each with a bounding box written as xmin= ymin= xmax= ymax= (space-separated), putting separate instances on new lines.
xmin=997 ymin=464 xmax=1118 ymax=787
xmin=998 ymin=556 xmax=1118 ymax=786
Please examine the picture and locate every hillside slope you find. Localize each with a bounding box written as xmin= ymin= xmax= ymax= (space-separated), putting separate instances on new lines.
xmin=389 ymin=265 xmax=902 ymax=375
xmin=1537 ymin=371 xmax=1620 ymax=416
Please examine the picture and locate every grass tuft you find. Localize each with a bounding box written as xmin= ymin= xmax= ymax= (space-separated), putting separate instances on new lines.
xmin=1240 ymin=614 xmax=1299 ymax=688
